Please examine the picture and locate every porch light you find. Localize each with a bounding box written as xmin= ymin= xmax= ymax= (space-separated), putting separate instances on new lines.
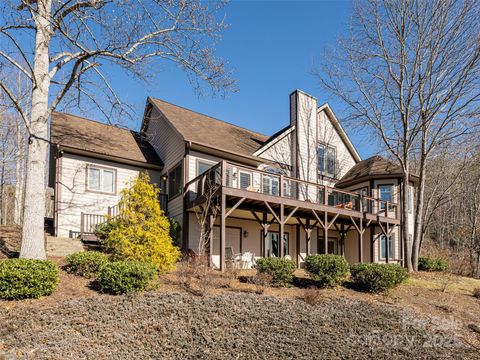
xmin=161 ymin=174 xmax=168 ymax=181
xmin=243 ymin=230 xmax=248 ymax=238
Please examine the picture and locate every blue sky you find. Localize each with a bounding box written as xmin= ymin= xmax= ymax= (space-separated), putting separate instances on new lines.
xmin=77 ymin=0 xmax=377 ymax=158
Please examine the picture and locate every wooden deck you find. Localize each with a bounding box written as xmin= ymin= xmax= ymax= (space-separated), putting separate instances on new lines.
xmin=185 ymin=161 xmax=400 ymax=270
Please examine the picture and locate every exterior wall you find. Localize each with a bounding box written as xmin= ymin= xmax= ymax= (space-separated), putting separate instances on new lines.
xmin=255 ymin=130 xmax=293 ymax=170
xmin=56 ymin=153 xmax=160 ymax=238
xmin=145 ymin=104 xmax=186 ymax=221
xmin=317 ymin=109 xmax=357 ymax=182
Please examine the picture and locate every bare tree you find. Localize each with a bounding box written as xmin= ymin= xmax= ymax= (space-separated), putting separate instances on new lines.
xmin=317 ymin=0 xmax=480 ymax=271
xmin=0 ymin=0 xmax=235 ymax=259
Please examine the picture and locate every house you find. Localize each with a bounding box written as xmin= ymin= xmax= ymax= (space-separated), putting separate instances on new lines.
xmin=48 ymin=90 xmax=417 ymax=269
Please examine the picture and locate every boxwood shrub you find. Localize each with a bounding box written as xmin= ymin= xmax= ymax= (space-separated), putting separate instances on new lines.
xmin=304 ymin=254 xmax=349 ymax=288
xmin=255 ymin=257 xmax=296 ymax=287
xmin=350 ymin=263 xmax=408 ymax=293
xmin=418 ymin=257 xmax=449 ymax=272
xmin=96 ymin=261 xmax=158 ymax=295
xmin=65 ymin=251 xmax=110 ymax=278
xmin=0 ymin=259 xmax=59 ymax=300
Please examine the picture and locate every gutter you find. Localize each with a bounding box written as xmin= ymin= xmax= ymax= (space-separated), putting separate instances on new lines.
xmin=57 ymin=145 xmax=164 ymax=171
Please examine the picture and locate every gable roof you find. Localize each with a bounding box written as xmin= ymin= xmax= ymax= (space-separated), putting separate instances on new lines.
xmin=318 ymin=104 xmax=362 ymax=163
xmin=336 ymin=155 xmax=417 ymax=188
xmin=50 ymin=112 xmax=163 ymax=169
xmin=148 ymin=98 xmax=269 ymax=159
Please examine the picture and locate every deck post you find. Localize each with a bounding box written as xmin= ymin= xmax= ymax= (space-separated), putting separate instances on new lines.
xmin=340 ymin=224 xmax=346 ymax=257
xmin=219 ymin=192 xmax=226 ymax=271
xmin=262 ymin=212 xmax=269 ymax=257
xmin=305 ymin=219 xmax=311 ymax=256
xmin=385 ymin=222 xmax=389 ymax=264
xmin=279 ymin=203 xmax=285 ymax=258
xmin=208 ymin=213 xmax=214 ymax=267
xmin=358 ymin=218 xmax=364 ymax=263
xmin=295 ymin=224 xmax=300 ymax=268
xmin=324 ymin=211 xmax=328 ymax=254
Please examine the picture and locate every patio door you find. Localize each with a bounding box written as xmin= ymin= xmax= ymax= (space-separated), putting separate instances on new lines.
xmin=317 ymin=236 xmax=339 ymax=255
xmin=264 ymin=232 xmax=289 ymax=257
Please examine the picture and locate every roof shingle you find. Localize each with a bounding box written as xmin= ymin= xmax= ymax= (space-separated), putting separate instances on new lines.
xmin=149 ymin=98 xmax=269 ymax=158
xmin=51 ymin=112 xmax=162 ymax=167
xmin=336 ymin=155 xmax=409 ymax=188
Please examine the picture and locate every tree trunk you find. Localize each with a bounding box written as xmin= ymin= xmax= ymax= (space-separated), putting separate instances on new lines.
xmin=412 ymin=161 xmax=426 ymax=271
xmin=20 ymin=1 xmax=52 ymax=259
xmin=402 ymin=169 xmax=413 ymax=271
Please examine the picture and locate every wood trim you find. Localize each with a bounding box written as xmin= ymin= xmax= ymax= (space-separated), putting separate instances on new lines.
xmin=85 ymin=164 xmax=117 ymax=196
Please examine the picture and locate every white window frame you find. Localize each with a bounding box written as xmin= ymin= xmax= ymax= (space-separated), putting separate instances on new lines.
xmin=86 ymin=165 xmax=116 ymax=194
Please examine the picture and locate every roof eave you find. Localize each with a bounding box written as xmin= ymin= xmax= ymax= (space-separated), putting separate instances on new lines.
xmin=56 ymin=144 xmax=164 ymax=171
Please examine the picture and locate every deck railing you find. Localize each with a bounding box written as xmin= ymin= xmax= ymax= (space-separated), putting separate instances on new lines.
xmin=78 ymin=193 xmax=169 ymax=238
xmin=185 ymin=160 xmax=399 ymax=220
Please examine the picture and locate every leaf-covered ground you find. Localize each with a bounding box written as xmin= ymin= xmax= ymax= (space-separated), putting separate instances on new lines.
xmin=0 ymin=292 xmax=478 ymax=359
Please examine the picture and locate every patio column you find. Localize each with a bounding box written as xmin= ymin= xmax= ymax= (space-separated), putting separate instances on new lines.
xmin=279 ymin=203 xmax=285 ymax=258
xmin=262 ymin=212 xmax=269 ymax=257
xmin=219 ymin=192 xmax=226 ymax=271
xmin=305 ymin=219 xmax=311 ymax=256
xmin=358 ymin=219 xmax=364 ymax=263
xmin=324 ymin=211 xmax=328 ymax=254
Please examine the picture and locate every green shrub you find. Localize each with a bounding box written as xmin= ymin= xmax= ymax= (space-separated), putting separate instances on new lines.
xmin=255 ymin=257 xmax=296 ymax=287
xmin=350 ymin=263 xmax=408 ymax=293
xmin=96 ymin=261 xmax=158 ymax=295
xmin=94 ymin=220 xmax=120 ymax=240
xmin=418 ymin=257 xmax=449 ymax=272
xmin=65 ymin=251 xmax=109 ymax=278
xmin=304 ymin=254 xmax=349 ymax=288
xmin=0 ymin=259 xmax=59 ymax=300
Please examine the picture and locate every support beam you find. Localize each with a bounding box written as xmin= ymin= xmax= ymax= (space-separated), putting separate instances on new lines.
xmin=280 ymin=203 xmax=285 ymax=258
xmin=262 ymin=212 xmax=269 ymax=257
xmin=264 ymin=201 xmax=280 ymax=224
xmin=208 ymin=213 xmax=214 ymax=267
xmin=219 ymin=193 xmax=226 ymax=271
xmin=225 ymin=197 xmax=245 ymax=218
xmin=324 ymin=211 xmax=328 ymax=254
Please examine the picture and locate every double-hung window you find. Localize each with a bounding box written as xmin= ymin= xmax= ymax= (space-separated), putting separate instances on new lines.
xmin=318 ymin=143 xmax=336 ymax=178
xmin=378 ymin=184 xmax=392 ymax=210
xmin=87 ymin=166 xmax=115 ymax=194
xmin=380 ymin=235 xmax=394 ymax=260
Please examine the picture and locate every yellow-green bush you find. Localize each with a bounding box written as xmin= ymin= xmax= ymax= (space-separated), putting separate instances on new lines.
xmin=104 ymin=173 xmax=181 ymax=273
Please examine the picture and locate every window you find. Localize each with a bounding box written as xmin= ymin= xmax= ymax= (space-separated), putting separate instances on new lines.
xmin=197 ymin=160 xmax=214 ymax=176
xmin=168 ymin=163 xmax=183 ymax=198
xmin=378 ymin=184 xmax=392 ymax=210
xmin=239 ymin=171 xmax=252 ymax=189
xmin=262 ymin=175 xmax=279 ymax=195
xmin=265 ymin=232 xmax=289 ymax=257
xmin=87 ymin=166 xmax=115 ymax=193
xmin=380 ymin=235 xmax=394 ymax=260
xmin=318 ymin=143 xmax=336 ymax=178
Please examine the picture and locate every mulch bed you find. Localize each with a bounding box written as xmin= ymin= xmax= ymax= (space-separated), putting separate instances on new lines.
xmin=0 ymin=292 xmax=478 ymax=359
